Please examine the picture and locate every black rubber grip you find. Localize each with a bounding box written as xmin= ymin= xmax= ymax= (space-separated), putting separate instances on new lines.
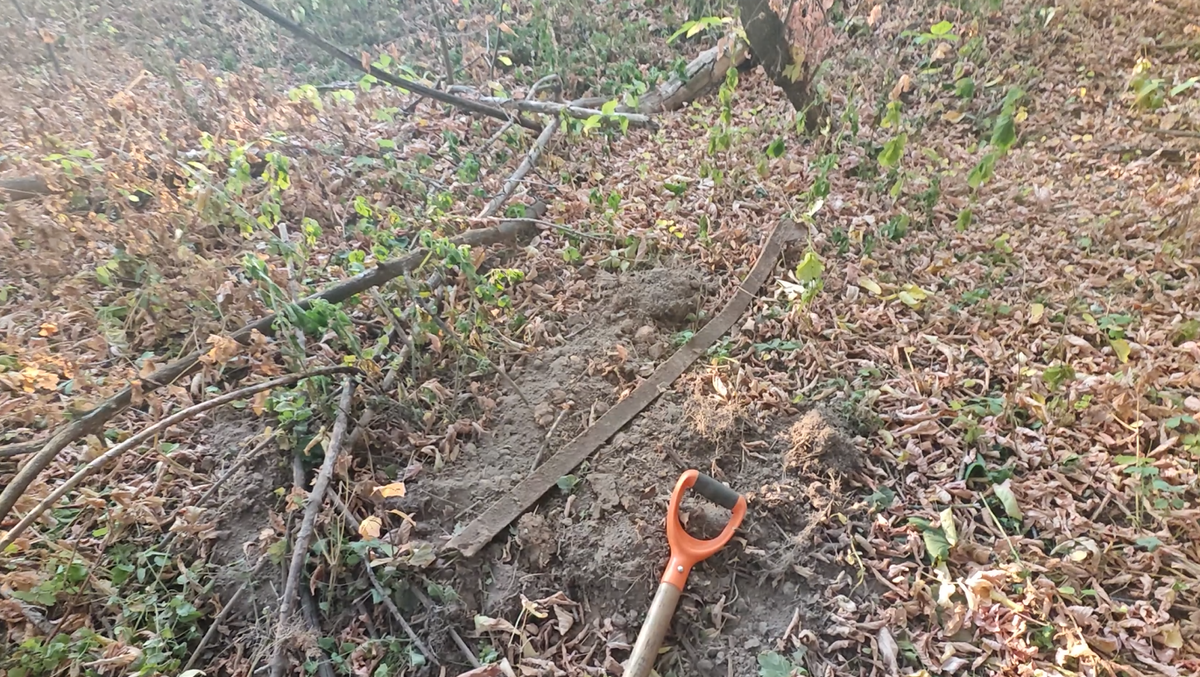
xmin=692 ymin=473 xmax=741 ymax=510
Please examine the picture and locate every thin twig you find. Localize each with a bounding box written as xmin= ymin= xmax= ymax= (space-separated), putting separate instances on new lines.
xmin=184 ymin=557 xmax=270 ymax=671
xmin=235 ymin=0 xmax=537 ymax=131
xmin=479 ymin=98 xmax=654 ymax=127
xmin=412 ymin=587 xmax=480 ymax=668
xmin=269 ymin=377 xmax=356 ymax=677
xmin=1146 ymin=127 xmax=1200 ymax=140
xmin=196 ymin=430 xmax=278 ymax=507
xmin=477 ymin=120 xmax=516 ymax=155
xmin=431 ymin=0 xmax=455 ymax=86
xmin=326 ymin=494 xmax=438 ymax=665
xmin=479 ymin=116 xmax=560 ymax=218
xmin=0 ymin=366 xmax=356 ymax=552
xmin=530 ymin=409 xmax=568 ymax=472
xmin=159 ymin=431 xmax=279 ymax=553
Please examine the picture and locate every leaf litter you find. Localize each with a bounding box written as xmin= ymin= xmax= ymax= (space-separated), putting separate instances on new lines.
xmin=2 ymin=0 xmax=1200 ymax=675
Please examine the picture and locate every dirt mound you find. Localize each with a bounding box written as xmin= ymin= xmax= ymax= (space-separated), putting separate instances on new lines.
xmin=406 ymin=269 xmax=872 ymax=676
xmin=611 ymin=267 xmax=708 ymax=326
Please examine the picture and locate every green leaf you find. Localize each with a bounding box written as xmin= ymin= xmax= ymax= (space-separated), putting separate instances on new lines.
xmin=766 ymin=138 xmax=786 ymax=159
xmin=668 ymin=20 xmax=697 ymax=43
xmin=956 ymin=77 xmax=976 ymax=99
xmin=1041 ymin=363 xmax=1075 ymax=390
xmin=922 ymin=527 xmax=951 ymax=562
xmin=940 ymin=507 xmax=958 ymax=547
xmin=794 ymin=251 xmax=823 ymax=283
xmin=497 ymin=54 xmax=512 ymax=66
xmin=991 ymin=113 xmax=1017 ymax=151
xmin=600 ymin=99 xmax=619 ymax=115
xmin=968 ymin=152 xmax=998 ymax=189
xmin=377 ymin=139 xmax=396 ymax=149
xmin=556 ymin=475 xmax=581 ymax=492
xmin=930 ymin=20 xmax=953 ymax=36
xmin=1110 ymin=338 xmax=1131 ymax=363
xmin=955 ymin=208 xmax=973 ymax=231
xmin=879 ymin=132 xmax=907 ymax=168
xmin=993 ymin=480 xmax=1023 ymax=520
xmin=757 ymin=651 xmax=796 ymax=677
xmin=1170 ymin=76 xmax=1199 ymax=96
xmin=1136 ymin=535 xmax=1162 ymax=552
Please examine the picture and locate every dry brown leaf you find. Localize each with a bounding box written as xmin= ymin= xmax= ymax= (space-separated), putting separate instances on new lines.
xmin=376 ymin=482 xmax=407 ymax=498
xmin=358 ymin=515 xmax=383 ymax=540
xmin=867 ymin=4 xmax=882 ymax=26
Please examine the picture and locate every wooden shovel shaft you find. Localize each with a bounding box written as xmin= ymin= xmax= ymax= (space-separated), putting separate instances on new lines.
xmin=625 ymin=582 xmax=683 ymax=677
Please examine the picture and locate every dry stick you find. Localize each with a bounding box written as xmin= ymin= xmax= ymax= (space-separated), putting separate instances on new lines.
xmin=0 ymin=366 xmax=355 ymax=552
xmin=480 ymin=98 xmax=655 ymax=127
xmin=327 ymin=494 xmax=443 ymax=666
xmin=184 ymin=557 xmax=270 ymax=671
xmin=235 ymin=0 xmax=539 ymax=132
xmin=0 ymin=439 xmax=43 ymax=458
xmin=0 ymin=206 xmax=546 ymax=528
xmin=269 ymin=377 xmax=356 ymax=677
xmin=1147 ymin=127 xmax=1200 ymax=140
xmin=430 ymin=0 xmax=455 ymax=86
xmin=445 ymin=219 xmax=802 ymax=557
xmin=479 ymin=117 xmax=560 ymax=219
xmin=299 ymin=586 xmax=338 ymax=677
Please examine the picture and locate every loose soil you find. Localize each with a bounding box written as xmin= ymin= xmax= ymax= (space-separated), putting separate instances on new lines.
xmin=405 ymin=266 xmax=869 ymax=675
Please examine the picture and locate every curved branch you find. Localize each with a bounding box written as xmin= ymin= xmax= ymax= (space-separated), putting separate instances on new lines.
xmin=0 ymin=366 xmax=357 ymax=551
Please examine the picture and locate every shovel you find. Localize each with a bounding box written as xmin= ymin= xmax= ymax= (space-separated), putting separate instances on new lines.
xmin=624 ymin=470 xmax=747 ymax=677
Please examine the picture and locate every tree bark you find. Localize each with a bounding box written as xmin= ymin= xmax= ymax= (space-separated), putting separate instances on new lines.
xmin=738 ymin=0 xmax=833 ymax=127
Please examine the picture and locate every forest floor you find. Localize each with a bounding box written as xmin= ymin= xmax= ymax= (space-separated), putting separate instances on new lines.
xmin=2 ymin=0 xmax=1200 ymax=676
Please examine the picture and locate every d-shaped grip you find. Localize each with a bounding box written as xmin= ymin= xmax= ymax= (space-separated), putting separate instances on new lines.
xmin=661 ymin=469 xmax=746 ymax=590
xmin=692 ymin=472 xmax=741 ymax=509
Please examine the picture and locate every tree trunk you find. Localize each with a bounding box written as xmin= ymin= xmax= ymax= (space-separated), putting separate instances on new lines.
xmin=737 ymin=0 xmax=833 ymax=128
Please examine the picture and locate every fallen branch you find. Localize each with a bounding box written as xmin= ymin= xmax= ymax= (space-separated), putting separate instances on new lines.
xmin=0 ymin=205 xmax=546 ymax=529
xmin=0 ymin=175 xmax=56 ymax=201
xmin=269 ymin=377 xmax=356 ymax=677
xmin=479 ymin=98 xmax=654 ymax=128
xmin=444 ymin=218 xmax=801 ymax=557
xmin=634 ymin=35 xmax=749 ymax=114
xmin=479 ymin=119 xmax=560 ymax=218
xmin=234 ymin=0 xmax=540 ymax=132
xmin=0 ymin=440 xmax=43 ymax=458
xmin=0 ymin=366 xmax=356 ymax=552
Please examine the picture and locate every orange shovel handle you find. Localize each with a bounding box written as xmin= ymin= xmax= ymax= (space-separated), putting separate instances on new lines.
xmin=661 ymin=469 xmax=747 ymax=590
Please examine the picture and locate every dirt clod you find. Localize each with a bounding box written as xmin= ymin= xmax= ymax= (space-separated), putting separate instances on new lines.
xmin=784 ymin=409 xmax=862 ymax=477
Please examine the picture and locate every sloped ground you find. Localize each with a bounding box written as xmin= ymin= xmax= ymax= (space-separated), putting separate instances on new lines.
xmin=2 ymin=0 xmax=1200 ymax=675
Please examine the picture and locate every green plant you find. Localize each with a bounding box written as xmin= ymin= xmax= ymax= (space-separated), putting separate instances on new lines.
xmin=907 ymin=20 xmax=959 ymax=45
xmin=758 ymin=649 xmax=808 ymax=677
xmin=777 ymin=250 xmax=824 ymax=306
xmin=667 ymin=15 xmax=733 ymax=43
